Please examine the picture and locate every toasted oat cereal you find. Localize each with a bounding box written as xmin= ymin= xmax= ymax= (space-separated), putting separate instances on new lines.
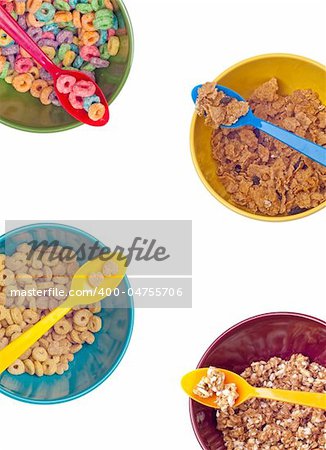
xmin=87 ymin=260 xmax=119 ymax=287
xmin=88 ymin=271 xmax=104 ymax=288
xmin=217 ymin=354 xmax=326 ymax=449
xmin=0 ymin=243 xmax=103 ymax=376
xmin=194 ymin=367 xmax=239 ymax=412
xmin=102 ymin=260 xmax=119 ymax=277
xmin=203 ymin=78 xmax=326 ymax=216
xmin=196 ymin=82 xmax=249 ymax=128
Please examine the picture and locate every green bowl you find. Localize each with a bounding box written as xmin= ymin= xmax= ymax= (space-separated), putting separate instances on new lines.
xmin=0 ymin=0 xmax=134 ymax=133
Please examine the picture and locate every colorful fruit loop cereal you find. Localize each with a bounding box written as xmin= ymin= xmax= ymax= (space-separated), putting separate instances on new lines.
xmin=0 ymin=0 xmax=121 ymax=108
xmin=56 ymin=74 xmax=105 ymax=120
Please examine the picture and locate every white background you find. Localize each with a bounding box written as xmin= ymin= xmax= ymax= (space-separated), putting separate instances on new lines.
xmin=0 ymin=0 xmax=325 ymax=449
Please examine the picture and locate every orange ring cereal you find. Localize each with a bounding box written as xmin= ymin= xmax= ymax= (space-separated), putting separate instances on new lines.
xmin=39 ymin=85 xmax=53 ymax=105
xmin=12 ymin=73 xmax=33 ymax=93
xmin=29 ymin=66 xmax=40 ymax=79
xmin=81 ymin=13 xmax=96 ymax=31
xmin=88 ymin=102 xmax=105 ymax=121
xmin=30 ymin=79 xmax=48 ymax=98
xmin=26 ymin=0 xmax=42 ymax=13
xmin=15 ymin=2 xmax=26 ymax=16
xmin=80 ymin=31 xmax=99 ymax=46
xmin=26 ymin=12 xmax=44 ymax=28
xmin=72 ymin=10 xmax=81 ymax=28
xmin=53 ymin=11 xmax=72 ymax=23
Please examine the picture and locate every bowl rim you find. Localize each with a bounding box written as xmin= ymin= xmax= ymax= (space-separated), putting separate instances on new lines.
xmin=0 ymin=0 xmax=134 ymax=134
xmin=0 ymin=222 xmax=135 ymax=405
xmin=189 ymin=311 xmax=326 ymax=449
xmin=190 ymin=53 xmax=326 ymax=222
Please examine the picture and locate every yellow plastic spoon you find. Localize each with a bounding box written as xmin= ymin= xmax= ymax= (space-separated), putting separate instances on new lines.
xmin=181 ymin=368 xmax=326 ymax=410
xmin=0 ymin=254 xmax=127 ymax=374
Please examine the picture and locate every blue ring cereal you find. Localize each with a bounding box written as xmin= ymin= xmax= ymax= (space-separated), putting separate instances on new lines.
xmin=35 ymin=3 xmax=56 ymax=22
xmin=83 ymin=94 xmax=100 ymax=111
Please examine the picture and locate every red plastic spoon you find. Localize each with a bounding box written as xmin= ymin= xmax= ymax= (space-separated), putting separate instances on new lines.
xmin=0 ymin=6 xmax=109 ymax=126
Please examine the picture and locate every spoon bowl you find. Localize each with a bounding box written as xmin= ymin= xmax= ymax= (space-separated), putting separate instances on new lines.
xmin=182 ymin=368 xmax=326 ymax=410
xmin=52 ymin=69 xmax=110 ymax=127
xmin=66 ymin=254 xmax=127 ymax=307
xmin=192 ymin=83 xmax=326 ymax=166
xmin=191 ymin=84 xmax=254 ymax=129
xmin=182 ymin=368 xmax=254 ymax=409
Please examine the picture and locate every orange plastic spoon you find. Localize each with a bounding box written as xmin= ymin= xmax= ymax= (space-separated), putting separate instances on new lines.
xmin=181 ymin=368 xmax=326 ymax=410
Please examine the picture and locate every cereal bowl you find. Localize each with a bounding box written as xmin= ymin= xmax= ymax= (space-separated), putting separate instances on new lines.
xmin=0 ymin=0 xmax=133 ymax=133
xmin=190 ymin=54 xmax=326 ymax=221
xmin=0 ymin=223 xmax=134 ymax=404
xmin=189 ymin=312 xmax=326 ymax=449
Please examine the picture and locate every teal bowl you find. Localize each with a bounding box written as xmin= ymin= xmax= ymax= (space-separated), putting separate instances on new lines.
xmin=0 ymin=223 xmax=134 ymax=404
xmin=0 ymin=0 xmax=134 ymax=133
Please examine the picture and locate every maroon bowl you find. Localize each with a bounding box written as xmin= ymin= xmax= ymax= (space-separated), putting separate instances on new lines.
xmin=189 ymin=312 xmax=326 ymax=450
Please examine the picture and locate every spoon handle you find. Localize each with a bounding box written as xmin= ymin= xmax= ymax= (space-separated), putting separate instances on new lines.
xmin=255 ymin=387 xmax=326 ymax=410
xmin=0 ymin=6 xmax=56 ymax=75
xmin=251 ymin=115 xmax=326 ymax=167
xmin=0 ymin=303 xmax=71 ymax=374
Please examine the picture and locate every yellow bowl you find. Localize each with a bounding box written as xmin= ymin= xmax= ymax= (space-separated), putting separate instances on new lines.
xmin=190 ymin=53 xmax=326 ymax=222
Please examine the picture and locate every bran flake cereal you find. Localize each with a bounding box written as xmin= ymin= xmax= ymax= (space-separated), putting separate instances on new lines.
xmin=196 ymin=82 xmax=250 ymax=127
xmin=197 ymin=78 xmax=326 ymax=216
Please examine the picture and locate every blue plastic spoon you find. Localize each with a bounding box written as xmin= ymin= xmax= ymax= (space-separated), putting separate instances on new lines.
xmin=192 ymin=84 xmax=326 ymax=167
